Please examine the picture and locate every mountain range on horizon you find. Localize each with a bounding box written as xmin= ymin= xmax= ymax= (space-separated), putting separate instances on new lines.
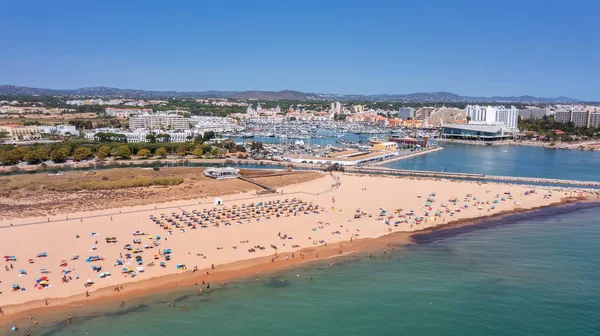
xmin=0 ymin=85 xmax=585 ymax=104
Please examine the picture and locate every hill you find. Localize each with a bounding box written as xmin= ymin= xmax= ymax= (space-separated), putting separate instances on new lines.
xmin=0 ymin=85 xmax=583 ymax=103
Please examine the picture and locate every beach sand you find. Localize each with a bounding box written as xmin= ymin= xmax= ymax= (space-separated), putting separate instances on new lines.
xmin=0 ymin=172 xmax=588 ymax=320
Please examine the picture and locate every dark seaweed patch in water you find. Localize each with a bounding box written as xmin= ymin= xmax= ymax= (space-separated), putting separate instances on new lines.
xmin=264 ymin=276 xmax=291 ymax=288
xmin=173 ymin=294 xmax=194 ymax=304
xmin=39 ymin=303 xmax=151 ymax=336
xmin=412 ymin=201 xmax=600 ymax=244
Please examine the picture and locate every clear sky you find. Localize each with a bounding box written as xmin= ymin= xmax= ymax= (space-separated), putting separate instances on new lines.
xmin=1 ymin=0 xmax=599 ymax=100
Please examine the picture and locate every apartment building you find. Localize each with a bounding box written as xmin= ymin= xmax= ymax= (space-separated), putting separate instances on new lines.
xmin=129 ymin=114 xmax=191 ymax=130
xmin=105 ymin=108 xmax=152 ymax=118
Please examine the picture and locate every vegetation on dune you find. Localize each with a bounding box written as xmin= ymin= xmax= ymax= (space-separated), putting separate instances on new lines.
xmin=80 ymin=176 xmax=183 ymax=190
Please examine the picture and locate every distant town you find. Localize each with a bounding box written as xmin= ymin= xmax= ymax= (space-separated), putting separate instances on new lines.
xmin=1 ymin=90 xmax=599 ymax=170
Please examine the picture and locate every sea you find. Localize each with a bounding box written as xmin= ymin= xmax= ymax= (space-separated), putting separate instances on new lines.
xmin=20 ymin=203 xmax=600 ymax=336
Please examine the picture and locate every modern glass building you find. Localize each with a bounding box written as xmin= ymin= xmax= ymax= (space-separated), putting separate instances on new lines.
xmin=441 ymin=124 xmax=511 ymax=140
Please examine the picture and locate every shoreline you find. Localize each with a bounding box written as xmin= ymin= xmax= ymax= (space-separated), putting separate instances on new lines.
xmin=1 ymin=193 xmax=594 ymax=326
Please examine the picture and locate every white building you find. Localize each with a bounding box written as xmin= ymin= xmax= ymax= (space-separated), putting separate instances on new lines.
xmin=192 ymin=116 xmax=244 ymax=133
xmin=105 ymin=108 xmax=152 ymax=118
xmin=39 ymin=125 xmax=79 ymax=136
xmin=398 ymin=107 xmax=415 ymax=119
xmin=352 ymin=105 xmax=364 ymax=113
xmin=85 ymin=128 xmax=194 ymax=143
xmin=247 ymin=104 xmax=281 ymax=116
xmin=465 ymin=105 xmax=518 ymax=132
xmin=330 ymin=102 xmax=342 ymax=113
xmin=129 ymin=114 xmax=191 ymax=130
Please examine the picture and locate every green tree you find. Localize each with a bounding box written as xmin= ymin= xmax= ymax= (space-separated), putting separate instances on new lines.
xmin=36 ymin=147 xmax=51 ymax=161
xmin=146 ymin=132 xmax=157 ymax=143
xmin=203 ymin=131 xmax=216 ymax=142
xmin=73 ymin=147 xmax=93 ymax=160
xmin=193 ymin=134 xmax=204 ymax=144
xmin=97 ymin=145 xmax=111 ymax=160
xmin=210 ymin=147 xmax=221 ymax=157
xmin=50 ymin=148 xmax=69 ymax=163
xmin=137 ymin=148 xmax=151 ymax=158
xmin=192 ymin=145 xmax=203 ymax=157
xmin=155 ymin=147 xmax=167 ymax=158
xmin=1 ymin=149 xmax=23 ymax=165
xmin=116 ymin=145 xmax=131 ymax=159
xmin=23 ymin=150 xmax=42 ymax=164
xmin=176 ymin=146 xmax=187 ymax=157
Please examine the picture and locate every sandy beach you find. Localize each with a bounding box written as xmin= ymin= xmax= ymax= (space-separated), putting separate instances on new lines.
xmin=0 ymin=172 xmax=590 ymax=321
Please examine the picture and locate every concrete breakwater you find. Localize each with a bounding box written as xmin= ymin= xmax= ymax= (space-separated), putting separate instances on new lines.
xmin=343 ymin=166 xmax=600 ymax=188
xmin=481 ymin=175 xmax=600 ymax=187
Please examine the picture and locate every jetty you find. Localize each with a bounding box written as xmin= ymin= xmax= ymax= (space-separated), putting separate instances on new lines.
xmin=343 ymin=166 xmax=600 ymax=188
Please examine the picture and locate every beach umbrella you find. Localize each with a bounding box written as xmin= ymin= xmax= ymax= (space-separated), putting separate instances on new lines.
xmin=19 ymin=269 xmax=25 ymax=274
xmin=12 ymin=284 xmax=19 ymax=288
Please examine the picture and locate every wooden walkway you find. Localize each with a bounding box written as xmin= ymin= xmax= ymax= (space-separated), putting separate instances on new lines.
xmin=237 ymin=175 xmax=277 ymax=193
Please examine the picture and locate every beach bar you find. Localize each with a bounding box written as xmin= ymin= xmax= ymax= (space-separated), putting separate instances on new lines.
xmin=204 ymin=167 xmax=241 ymax=180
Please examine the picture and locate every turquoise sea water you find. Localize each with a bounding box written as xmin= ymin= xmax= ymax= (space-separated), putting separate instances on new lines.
xmin=22 ymin=204 xmax=600 ymax=336
xmin=385 ymin=143 xmax=600 ymax=181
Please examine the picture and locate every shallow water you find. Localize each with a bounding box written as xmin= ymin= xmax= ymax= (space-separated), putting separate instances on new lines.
xmin=20 ymin=206 xmax=600 ymax=336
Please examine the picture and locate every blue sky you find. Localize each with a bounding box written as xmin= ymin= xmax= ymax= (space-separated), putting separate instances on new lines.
xmin=1 ymin=0 xmax=599 ymax=100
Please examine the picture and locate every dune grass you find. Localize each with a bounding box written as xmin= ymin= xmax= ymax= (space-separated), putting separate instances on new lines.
xmin=80 ymin=176 xmax=184 ymax=190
